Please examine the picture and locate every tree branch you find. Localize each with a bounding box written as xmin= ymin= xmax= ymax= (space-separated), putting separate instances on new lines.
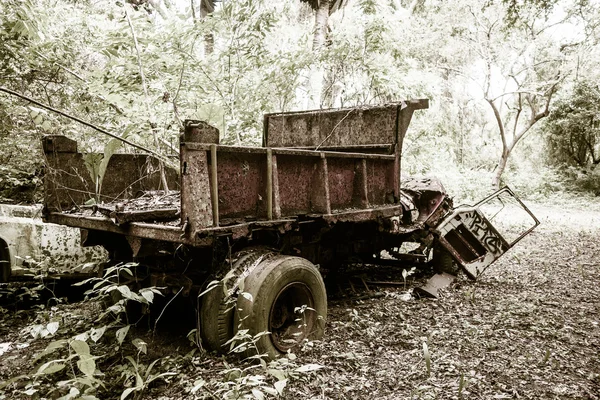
xmin=491 ymin=90 xmax=544 ymax=102
xmin=486 ymin=98 xmax=507 ymax=152
xmin=125 ymin=8 xmax=154 ymax=138
xmin=126 ymin=6 xmax=169 ymax=190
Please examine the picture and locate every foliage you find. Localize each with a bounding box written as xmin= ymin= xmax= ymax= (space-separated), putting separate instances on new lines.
xmin=0 ymin=0 xmax=598 ymax=201
xmin=0 ymin=262 xmax=326 ymax=399
xmin=0 ymin=262 xmax=170 ymax=399
xmin=545 ymin=80 xmax=600 ymax=168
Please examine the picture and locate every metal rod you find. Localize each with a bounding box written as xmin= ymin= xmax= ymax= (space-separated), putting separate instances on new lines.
xmin=266 ymin=148 xmax=273 ymax=220
xmin=321 ymin=153 xmax=331 ymax=214
xmin=210 ymin=144 xmax=219 ymax=227
xmin=0 ymin=86 xmax=166 ymax=161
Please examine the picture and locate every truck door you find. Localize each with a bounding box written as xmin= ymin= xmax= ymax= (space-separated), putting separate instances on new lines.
xmin=434 ymin=187 xmax=539 ymax=280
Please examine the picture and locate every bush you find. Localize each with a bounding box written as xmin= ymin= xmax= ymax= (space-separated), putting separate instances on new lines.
xmin=0 ymin=165 xmax=42 ymax=204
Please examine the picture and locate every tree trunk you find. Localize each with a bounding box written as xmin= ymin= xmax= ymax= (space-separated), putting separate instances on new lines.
xmin=312 ymin=0 xmax=330 ymax=50
xmin=492 ymin=149 xmax=510 ymax=189
xmin=200 ymin=0 xmax=214 ymax=54
xmin=303 ymin=0 xmax=330 ymax=109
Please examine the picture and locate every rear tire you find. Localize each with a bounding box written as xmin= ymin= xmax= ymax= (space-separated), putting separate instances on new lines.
xmin=235 ymin=256 xmax=327 ymax=359
xmin=199 ymin=248 xmax=275 ymax=352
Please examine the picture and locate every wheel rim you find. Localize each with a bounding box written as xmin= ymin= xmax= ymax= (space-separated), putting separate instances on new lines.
xmin=269 ymin=282 xmax=316 ymax=352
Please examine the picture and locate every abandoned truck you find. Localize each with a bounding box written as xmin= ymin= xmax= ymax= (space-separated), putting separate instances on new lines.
xmin=41 ymin=99 xmax=539 ymax=358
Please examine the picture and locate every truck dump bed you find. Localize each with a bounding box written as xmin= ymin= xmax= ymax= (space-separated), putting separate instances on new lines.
xmin=42 ymin=100 xmax=429 ymax=247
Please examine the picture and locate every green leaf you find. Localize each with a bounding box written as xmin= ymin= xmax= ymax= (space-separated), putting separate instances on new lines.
xmin=117 ymin=285 xmax=134 ymax=300
xmin=267 ymin=369 xmax=286 ymax=381
xmin=33 ymin=339 xmax=67 ymax=362
xmin=83 ymin=153 xmax=103 ymax=187
xmin=37 ymin=360 xmax=65 ymax=375
xmin=294 ymin=363 xmax=324 ymax=373
xmin=77 ymin=355 xmax=96 ymax=377
xmin=41 ymin=120 xmax=52 ymax=131
xmin=46 ymin=321 xmax=59 ymax=336
xmin=45 ymin=339 xmax=67 ymax=353
xmin=251 ymin=389 xmax=265 ymax=400
xmin=90 ymin=326 xmax=107 ymax=343
xmin=190 ymin=379 xmax=205 ymax=393
xmin=97 ymin=138 xmax=122 ymax=193
xmin=116 ymin=325 xmax=130 ymax=346
xmin=70 ymin=340 xmax=90 ymax=356
xmin=140 ymin=289 xmax=154 ymax=304
xmin=274 ymin=378 xmax=288 ymax=395
xmin=132 ymin=338 xmax=147 ymax=355
xmin=121 ymin=387 xmax=137 ymax=400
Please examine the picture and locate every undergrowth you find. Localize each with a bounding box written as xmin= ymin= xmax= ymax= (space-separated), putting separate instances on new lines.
xmin=0 ymin=263 xmax=323 ymax=399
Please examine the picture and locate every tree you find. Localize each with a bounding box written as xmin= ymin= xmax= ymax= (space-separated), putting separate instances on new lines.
xmin=460 ymin=2 xmax=566 ymax=188
xmin=545 ymin=81 xmax=600 ymax=167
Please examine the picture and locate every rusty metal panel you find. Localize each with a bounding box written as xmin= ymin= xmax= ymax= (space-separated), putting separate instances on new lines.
xmin=264 ymin=100 xmax=429 ymax=150
xmin=275 ymin=155 xmax=319 ymax=216
xmin=366 ymin=159 xmax=395 ymax=206
xmin=44 ymin=136 xmax=178 ymax=212
xmin=45 ymin=213 xmax=188 ymax=244
xmin=271 ymin=154 xmax=282 ymax=219
xmin=327 ymin=158 xmax=356 ymax=210
xmin=310 ymin=156 xmax=331 ymax=214
xmin=183 ymin=120 xmax=219 ymax=144
xmin=265 ymin=104 xmax=400 ymax=148
xmin=180 ymin=147 xmax=213 ymax=233
xmin=42 ymin=135 xmax=77 ymax=153
xmin=215 ymin=151 xmax=267 ymax=220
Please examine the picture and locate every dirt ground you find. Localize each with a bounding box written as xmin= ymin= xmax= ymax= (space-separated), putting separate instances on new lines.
xmin=1 ymin=197 xmax=599 ymax=399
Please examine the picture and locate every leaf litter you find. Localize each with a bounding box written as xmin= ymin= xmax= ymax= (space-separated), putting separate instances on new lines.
xmin=0 ymin=198 xmax=598 ymax=399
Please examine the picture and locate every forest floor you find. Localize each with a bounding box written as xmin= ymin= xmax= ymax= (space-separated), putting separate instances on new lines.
xmin=0 ymin=195 xmax=599 ymax=400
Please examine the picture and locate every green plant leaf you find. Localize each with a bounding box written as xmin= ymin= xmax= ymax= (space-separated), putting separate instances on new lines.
xmin=274 ymin=378 xmax=288 ymax=395
xmin=251 ymin=389 xmax=265 ymax=400
xmin=190 ymin=379 xmax=205 ymax=393
xmin=423 ymin=342 xmax=431 ymax=376
xmin=132 ymin=338 xmax=147 ymax=355
xmin=267 ymin=368 xmax=286 ymax=381
xmin=83 ymin=153 xmax=103 ymax=188
xmin=295 ymin=363 xmax=324 ymax=373
xmin=116 ymin=325 xmax=130 ymax=346
xmin=90 ymin=326 xmax=107 ymax=343
xmin=121 ymin=387 xmax=137 ymax=400
xmin=140 ymin=289 xmax=154 ymax=304
xmin=37 ymin=360 xmax=65 ymax=375
xmin=77 ymin=355 xmax=96 ymax=377
xmin=44 ymin=339 xmax=67 ymax=353
xmin=117 ymin=285 xmax=135 ymax=300
xmin=71 ymin=340 xmax=90 ymax=356
xmin=97 ymin=138 xmax=122 ymax=193
xmin=46 ymin=321 xmax=59 ymax=336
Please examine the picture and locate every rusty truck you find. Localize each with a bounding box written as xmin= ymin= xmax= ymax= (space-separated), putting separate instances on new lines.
xmin=40 ymin=99 xmax=539 ymax=358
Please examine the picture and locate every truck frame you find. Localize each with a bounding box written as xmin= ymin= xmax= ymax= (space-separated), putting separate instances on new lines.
xmin=40 ymin=99 xmax=539 ymax=358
